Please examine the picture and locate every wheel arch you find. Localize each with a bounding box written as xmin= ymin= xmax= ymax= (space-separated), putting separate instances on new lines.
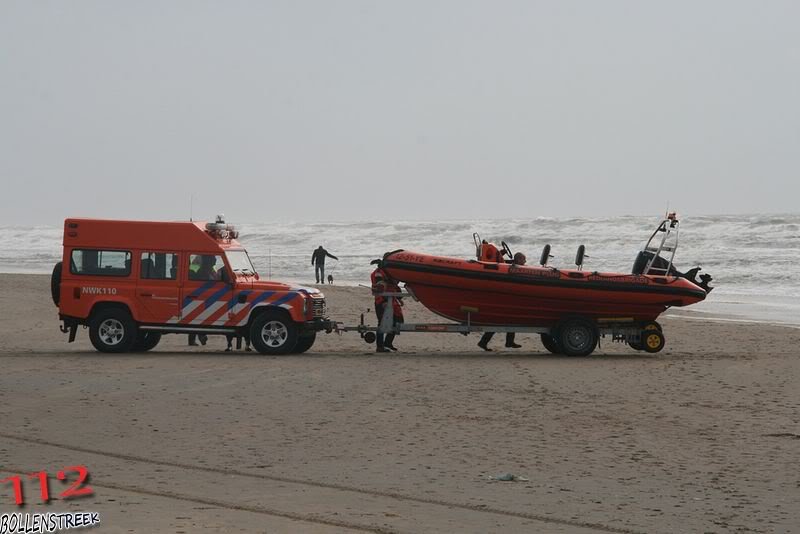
xmin=246 ymin=304 xmax=294 ymax=328
xmin=89 ymin=300 xmax=135 ymax=322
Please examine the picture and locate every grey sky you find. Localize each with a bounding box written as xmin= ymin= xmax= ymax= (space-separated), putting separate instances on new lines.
xmin=1 ymin=1 xmax=798 ymax=225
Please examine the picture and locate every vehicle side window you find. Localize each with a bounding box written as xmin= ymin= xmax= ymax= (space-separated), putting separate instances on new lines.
xmin=188 ymin=254 xmax=225 ymax=281
xmin=141 ymin=252 xmax=178 ymax=280
xmin=70 ymin=249 xmax=131 ymax=277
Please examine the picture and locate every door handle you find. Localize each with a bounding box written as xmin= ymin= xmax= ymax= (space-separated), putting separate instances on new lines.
xmin=140 ymin=292 xmax=153 ymax=297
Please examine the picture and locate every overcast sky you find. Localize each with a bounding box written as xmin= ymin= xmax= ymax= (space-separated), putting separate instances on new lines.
xmin=1 ymin=1 xmax=798 ymax=225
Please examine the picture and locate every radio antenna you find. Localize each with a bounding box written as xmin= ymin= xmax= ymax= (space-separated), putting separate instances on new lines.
xmin=190 ymin=194 xmax=194 ymax=222
xmin=268 ymin=247 xmax=272 ymax=279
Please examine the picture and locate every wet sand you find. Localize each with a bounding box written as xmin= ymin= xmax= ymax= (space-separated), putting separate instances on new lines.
xmin=1 ymin=273 xmax=799 ymax=533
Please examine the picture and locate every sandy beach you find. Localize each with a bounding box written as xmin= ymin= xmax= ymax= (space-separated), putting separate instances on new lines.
xmin=1 ymin=273 xmax=799 ymax=533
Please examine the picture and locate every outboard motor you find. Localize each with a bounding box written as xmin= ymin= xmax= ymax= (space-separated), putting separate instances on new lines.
xmin=632 ymin=251 xmax=714 ymax=293
xmin=575 ymin=245 xmax=587 ymax=271
xmin=540 ymin=244 xmax=553 ymax=267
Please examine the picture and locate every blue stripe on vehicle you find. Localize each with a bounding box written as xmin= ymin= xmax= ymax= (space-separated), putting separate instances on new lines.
xmin=204 ymin=285 xmax=232 ymax=308
xmin=269 ymin=292 xmax=298 ymax=307
xmin=182 ymin=281 xmax=216 ymax=308
xmin=249 ymin=291 xmax=275 ymax=308
xmin=229 ymin=290 xmax=252 ymax=310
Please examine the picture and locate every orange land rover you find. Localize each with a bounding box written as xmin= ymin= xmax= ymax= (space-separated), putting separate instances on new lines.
xmin=51 ymin=216 xmax=329 ymax=354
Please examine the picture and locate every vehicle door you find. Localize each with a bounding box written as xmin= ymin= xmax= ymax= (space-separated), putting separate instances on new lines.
xmin=179 ymin=253 xmax=234 ymax=326
xmin=136 ymin=251 xmax=181 ymax=323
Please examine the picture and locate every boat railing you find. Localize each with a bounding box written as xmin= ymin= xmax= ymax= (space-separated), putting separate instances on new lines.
xmin=642 ymin=215 xmax=680 ymax=275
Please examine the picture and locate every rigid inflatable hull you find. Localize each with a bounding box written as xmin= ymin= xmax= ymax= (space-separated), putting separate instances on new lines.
xmin=382 ymin=251 xmax=707 ymax=326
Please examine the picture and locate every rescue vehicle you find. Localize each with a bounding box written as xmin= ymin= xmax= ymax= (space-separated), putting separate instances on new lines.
xmin=51 ymin=216 xmax=330 ymax=354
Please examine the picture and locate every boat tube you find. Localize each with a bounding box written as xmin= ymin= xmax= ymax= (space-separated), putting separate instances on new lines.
xmin=380 ymin=214 xmax=712 ymax=328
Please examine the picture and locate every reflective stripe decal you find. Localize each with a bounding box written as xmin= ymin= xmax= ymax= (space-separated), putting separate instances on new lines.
xmin=167 ymin=289 xmax=301 ymax=327
xmin=182 ymin=281 xmax=216 ymax=308
xmin=204 ymin=285 xmax=232 ymax=308
xmin=191 ymin=301 xmax=227 ymax=324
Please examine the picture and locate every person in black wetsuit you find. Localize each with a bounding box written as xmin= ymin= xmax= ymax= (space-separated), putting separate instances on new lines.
xmin=311 ymin=246 xmax=338 ymax=284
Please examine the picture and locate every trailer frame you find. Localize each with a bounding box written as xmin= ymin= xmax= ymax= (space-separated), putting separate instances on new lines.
xmin=333 ymin=290 xmax=665 ymax=356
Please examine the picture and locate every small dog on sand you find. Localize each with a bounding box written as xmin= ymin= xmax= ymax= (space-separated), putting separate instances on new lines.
xmin=327 ymin=274 xmax=334 ymax=284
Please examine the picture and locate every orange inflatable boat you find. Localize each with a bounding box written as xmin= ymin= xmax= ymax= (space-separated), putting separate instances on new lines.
xmin=381 ymin=215 xmax=712 ymax=328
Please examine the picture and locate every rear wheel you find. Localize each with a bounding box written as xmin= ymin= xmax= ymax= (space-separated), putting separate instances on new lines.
xmin=132 ymin=332 xmax=161 ymax=352
xmin=250 ymin=311 xmax=298 ymax=355
xmin=292 ymin=333 xmax=317 ymax=354
xmin=557 ymin=318 xmax=598 ymax=357
xmin=540 ymin=333 xmax=562 ymax=354
xmin=89 ymin=308 xmax=137 ymax=353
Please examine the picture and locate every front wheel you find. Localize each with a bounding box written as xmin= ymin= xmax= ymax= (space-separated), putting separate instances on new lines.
xmin=557 ymin=318 xmax=598 ymax=357
xmin=292 ymin=333 xmax=317 ymax=354
xmin=642 ymin=330 xmax=665 ymax=353
xmin=89 ymin=308 xmax=137 ymax=353
xmin=250 ymin=311 xmax=299 ymax=355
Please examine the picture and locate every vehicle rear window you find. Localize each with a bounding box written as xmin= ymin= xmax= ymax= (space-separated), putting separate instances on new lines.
xmin=70 ymin=249 xmax=131 ymax=277
xmin=140 ymin=252 xmax=178 ymax=280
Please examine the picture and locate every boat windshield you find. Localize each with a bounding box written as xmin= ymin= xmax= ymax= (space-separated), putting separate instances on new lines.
xmin=226 ymin=250 xmax=257 ymax=276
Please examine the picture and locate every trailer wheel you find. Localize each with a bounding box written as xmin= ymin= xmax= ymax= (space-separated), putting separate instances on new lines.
xmin=643 ymin=321 xmax=662 ymax=332
xmin=642 ymin=330 xmax=665 ymax=353
xmin=250 ymin=311 xmax=298 ymax=355
xmin=132 ymin=332 xmax=161 ymax=352
xmin=89 ymin=308 xmax=137 ymax=353
xmin=51 ymin=262 xmax=62 ymax=306
xmin=557 ymin=318 xmax=597 ymax=357
xmin=540 ymin=333 xmax=562 ymax=354
xmin=291 ymin=333 xmax=316 ymax=354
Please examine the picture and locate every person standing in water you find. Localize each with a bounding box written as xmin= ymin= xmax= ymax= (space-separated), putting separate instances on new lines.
xmin=477 ymin=252 xmax=527 ymax=351
xmin=311 ymin=246 xmax=338 ymax=284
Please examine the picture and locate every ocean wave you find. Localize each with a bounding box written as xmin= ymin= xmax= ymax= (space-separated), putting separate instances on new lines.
xmin=3 ymin=213 xmax=799 ymax=309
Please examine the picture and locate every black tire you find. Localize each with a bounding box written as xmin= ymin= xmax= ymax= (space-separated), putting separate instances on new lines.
xmin=51 ymin=262 xmax=62 ymax=306
xmin=89 ymin=308 xmax=137 ymax=353
xmin=292 ymin=333 xmax=317 ymax=354
xmin=557 ymin=318 xmax=598 ymax=357
xmin=132 ymin=332 xmax=161 ymax=352
xmin=540 ymin=333 xmax=562 ymax=354
xmin=250 ymin=310 xmax=299 ymax=355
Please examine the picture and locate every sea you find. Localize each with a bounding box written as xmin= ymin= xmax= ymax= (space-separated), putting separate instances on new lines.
xmin=2 ymin=213 xmax=799 ymax=325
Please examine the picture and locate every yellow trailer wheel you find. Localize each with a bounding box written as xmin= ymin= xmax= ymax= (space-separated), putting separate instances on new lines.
xmin=642 ymin=330 xmax=665 ymax=353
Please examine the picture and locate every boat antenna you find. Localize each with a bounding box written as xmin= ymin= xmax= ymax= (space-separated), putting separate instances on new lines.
xmin=665 ymin=200 xmax=670 ymax=218
xmin=268 ymin=247 xmax=271 ymax=279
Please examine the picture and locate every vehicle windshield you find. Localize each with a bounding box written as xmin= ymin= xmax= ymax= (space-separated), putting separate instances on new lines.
xmin=226 ymin=250 xmax=257 ymax=276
